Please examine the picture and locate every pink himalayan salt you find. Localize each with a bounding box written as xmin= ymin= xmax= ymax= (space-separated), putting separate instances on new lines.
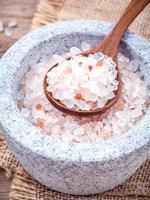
xmin=46 ymin=53 xmax=118 ymax=111
xmin=17 ymin=42 xmax=149 ymax=143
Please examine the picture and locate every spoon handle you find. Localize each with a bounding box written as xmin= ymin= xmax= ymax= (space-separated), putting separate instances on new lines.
xmin=95 ymin=0 xmax=150 ymax=58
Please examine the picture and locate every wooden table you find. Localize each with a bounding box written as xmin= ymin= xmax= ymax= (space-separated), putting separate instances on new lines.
xmin=0 ymin=1 xmax=39 ymax=199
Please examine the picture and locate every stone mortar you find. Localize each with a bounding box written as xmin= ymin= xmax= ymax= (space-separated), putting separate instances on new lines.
xmin=0 ymin=20 xmax=150 ymax=195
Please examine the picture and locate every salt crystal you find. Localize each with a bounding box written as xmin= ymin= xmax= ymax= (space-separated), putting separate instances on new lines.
xmin=4 ymin=28 xmax=12 ymax=37
xmin=73 ymin=127 xmax=84 ymax=136
xmin=131 ymin=109 xmax=142 ymax=118
xmin=32 ymin=110 xmax=46 ymax=119
xmin=52 ymin=54 xmax=64 ymax=63
xmin=62 ymin=90 xmax=74 ymax=99
xmin=97 ymin=99 xmax=105 ymax=108
xmin=93 ymin=53 xmax=104 ymax=60
xmin=53 ymin=91 xmax=64 ymax=100
xmin=36 ymin=63 xmax=47 ymax=73
xmin=70 ymin=47 xmax=81 ymax=55
xmin=8 ymin=19 xmax=17 ymax=28
xmin=0 ymin=21 xmax=4 ymax=32
xmin=84 ymin=92 xmax=97 ymax=101
xmin=63 ymin=99 xmax=74 ymax=108
xmin=75 ymin=100 xmax=91 ymax=110
xmin=81 ymin=42 xmax=91 ymax=51
xmin=105 ymin=92 xmax=115 ymax=100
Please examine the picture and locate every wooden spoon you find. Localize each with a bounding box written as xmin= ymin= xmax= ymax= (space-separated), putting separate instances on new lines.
xmin=44 ymin=0 xmax=150 ymax=117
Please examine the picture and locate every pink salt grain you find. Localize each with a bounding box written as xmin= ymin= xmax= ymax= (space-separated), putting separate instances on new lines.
xmin=88 ymin=65 xmax=93 ymax=71
xmin=96 ymin=60 xmax=105 ymax=67
xmin=36 ymin=120 xmax=44 ymax=129
xmin=35 ymin=103 xmax=43 ymax=110
xmin=74 ymin=93 xmax=83 ymax=100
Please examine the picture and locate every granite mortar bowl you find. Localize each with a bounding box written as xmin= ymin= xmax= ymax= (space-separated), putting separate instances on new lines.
xmin=0 ymin=20 xmax=150 ymax=195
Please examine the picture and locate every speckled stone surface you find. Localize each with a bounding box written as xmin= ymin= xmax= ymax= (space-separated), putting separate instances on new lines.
xmin=0 ymin=20 xmax=150 ymax=195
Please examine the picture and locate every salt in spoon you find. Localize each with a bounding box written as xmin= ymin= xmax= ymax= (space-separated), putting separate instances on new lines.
xmin=44 ymin=0 xmax=150 ymax=117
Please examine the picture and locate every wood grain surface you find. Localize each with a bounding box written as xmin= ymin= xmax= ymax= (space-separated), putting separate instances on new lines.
xmin=0 ymin=0 xmax=38 ymax=57
xmin=0 ymin=0 xmax=39 ymax=199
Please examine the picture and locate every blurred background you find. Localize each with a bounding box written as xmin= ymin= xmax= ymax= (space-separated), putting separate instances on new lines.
xmin=0 ymin=0 xmax=38 ymax=58
xmin=0 ymin=0 xmax=149 ymax=58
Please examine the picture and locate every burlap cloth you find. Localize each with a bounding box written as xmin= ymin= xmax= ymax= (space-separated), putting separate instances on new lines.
xmin=0 ymin=0 xmax=150 ymax=199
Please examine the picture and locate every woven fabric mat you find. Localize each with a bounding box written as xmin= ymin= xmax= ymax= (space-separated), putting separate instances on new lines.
xmin=32 ymin=0 xmax=150 ymax=39
xmin=0 ymin=0 xmax=150 ymax=199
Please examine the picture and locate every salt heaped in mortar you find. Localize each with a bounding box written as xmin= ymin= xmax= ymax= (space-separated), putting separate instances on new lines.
xmin=17 ymin=42 xmax=149 ymax=143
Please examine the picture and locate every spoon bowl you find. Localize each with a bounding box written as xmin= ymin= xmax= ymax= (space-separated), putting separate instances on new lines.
xmin=43 ymin=55 xmax=122 ymax=117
